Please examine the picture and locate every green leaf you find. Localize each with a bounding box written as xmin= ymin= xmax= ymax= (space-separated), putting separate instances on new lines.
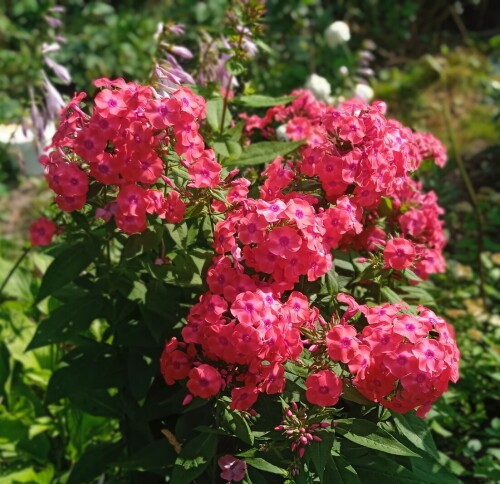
xmin=226 ymin=120 xmax=245 ymax=140
xmin=226 ymin=140 xmax=304 ymax=167
xmin=341 ymin=383 xmax=375 ymax=406
xmin=392 ymin=412 xmax=439 ymax=459
xmin=0 ymin=342 xmax=9 ymax=398
xmin=336 ymin=419 xmax=419 ymax=457
xmin=245 ymin=458 xmax=287 ymax=476
xmin=223 ymin=408 xmax=254 ymax=445
xmin=27 ymin=295 xmax=107 ymax=350
xmin=46 ymin=345 xmax=124 ymax=403
xmin=171 ymin=432 xmax=218 ymax=484
xmin=306 ymin=432 xmax=335 ymax=480
xmin=68 ymin=441 xmax=125 ymax=484
xmin=333 ymin=252 xmax=355 ymax=273
xmin=381 ymin=286 xmax=403 ymax=304
xmin=327 ymin=454 xmax=361 ymax=483
xmin=235 ymin=94 xmax=296 ymax=108
xmin=213 ymin=137 xmax=242 ymax=161
xmin=350 ymin=453 xmax=422 ymax=483
xmin=226 ymin=58 xmax=246 ymax=75
xmin=120 ymin=439 xmax=177 ymax=471
xmin=121 ymin=229 xmax=159 ymax=260
xmin=69 ymin=390 xmax=123 ymax=419
xmin=410 ymin=456 xmax=461 ymax=484
xmin=206 ymin=96 xmax=231 ymax=132
xmin=246 ymin=467 xmax=271 ymax=484
xmin=36 ymin=241 xmax=95 ymax=302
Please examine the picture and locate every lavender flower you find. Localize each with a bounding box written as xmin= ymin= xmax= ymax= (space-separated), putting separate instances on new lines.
xmin=44 ymin=16 xmax=63 ymax=28
xmin=44 ymin=56 xmax=71 ymax=84
xmin=167 ymin=44 xmax=194 ymax=59
xmin=42 ymin=71 xmax=65 ymax=120
xmin=41 ymin=43 xmax=60 ymax=54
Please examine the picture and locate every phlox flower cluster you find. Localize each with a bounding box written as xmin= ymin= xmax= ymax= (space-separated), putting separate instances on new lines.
xmin=212 ymin=193 xmax=366 ymax=291
xmin=392 ymin=179 xmax=446 ymax=280
xmin=40 ymin=77 xmax=222 ymax=234
xmin=317 ymin=294 xmax=460 ymax=417
xmin=161 ymin=284 xmax=313 ymax=410
xmin=159 ymin=91 xmax=457 ymax=415
xmin=244 ymin=89 xmax=448 ymax=280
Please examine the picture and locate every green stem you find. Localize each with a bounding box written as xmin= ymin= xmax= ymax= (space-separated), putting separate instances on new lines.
xmin=442 ymin=102 xmax=487 ymax=308
xmin=219 ymin=29 xmax=245 ymax=133
xmin=0 ymin=247 xmax=31 ymax=298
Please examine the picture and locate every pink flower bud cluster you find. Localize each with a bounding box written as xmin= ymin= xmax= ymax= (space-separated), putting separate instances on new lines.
xmin=274 ymin=402 xmax=329 ymax=458
xmin=320 ymin=295 xmax=460 ymax=417
xmin=40 ymin=78 xmax=223 ymax=233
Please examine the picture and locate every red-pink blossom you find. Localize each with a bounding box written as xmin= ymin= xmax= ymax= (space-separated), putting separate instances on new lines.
xmin=30 ymin=217 xmax=57 ymax=246
xmin=305 ymin=370 xmax=343 ymax=406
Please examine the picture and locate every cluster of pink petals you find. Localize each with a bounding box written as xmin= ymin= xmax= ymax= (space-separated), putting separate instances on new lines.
xmin=161 ymin=283 xmax=314 ymax=410
xmin=392 ymin=179 xmax=446 ymax=279
xmin=323 ymin=295 xmax=460 ymax=417
xmin=159 ymin=91 xmax=457 ymax=415
xmin=40 ymin=78 xmax=222 ymax=233
xmin=212 ymin=192 xmax=364 ymax=291
xmin=244 ymin=90 xmax=448 ymax=280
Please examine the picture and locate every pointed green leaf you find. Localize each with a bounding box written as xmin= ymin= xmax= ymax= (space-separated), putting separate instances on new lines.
xmin=171 ymin=432 xmax=218 ymax=484
xmin=245 ymin=458 xmax=287 ymax=476
xmin=68 ymin=441 xmax=125 ymax=484
xmin=223 ymin=409 xmax=254 ymax=445
xmin=36 ymin=242 xmax=95 ymax=302
xmin=207 ymin=96 xmax=231 ymax=132
xmin=27 ymin=295 xmax=106 ymax=350
xmin=225 ymin=140 xmax=304 ymax=167
xmin=327 ymin=454 xmax=361 ymax=483
xmin=235 ymin=94 xmax=296 ymax=108
xmin=306 ymin=432 xmax=335 ymax=481
xmin=336 ymin=419 xmax=419 ymax=457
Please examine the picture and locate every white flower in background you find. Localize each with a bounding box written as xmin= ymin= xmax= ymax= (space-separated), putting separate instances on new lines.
xmin=276 ymin=124 xmax=289 ymax=141
xmin=354 ymin=83 xmax=374 ymax=102
xmin=324 ymin=21 xmax=350 ymax=49
xmin=305 ymin=74 xmax=331 ymax=101
xmin=339 ymin=66 xmax=349 ymax=77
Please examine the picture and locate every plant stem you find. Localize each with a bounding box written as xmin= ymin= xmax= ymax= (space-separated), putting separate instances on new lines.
xmin=0 ymin=247 xmax=31 ymax=298
xmin=442 ymin=102 xmax=487 ymax=308
xmin=219 ymin=29 xmax=245 ymax=133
